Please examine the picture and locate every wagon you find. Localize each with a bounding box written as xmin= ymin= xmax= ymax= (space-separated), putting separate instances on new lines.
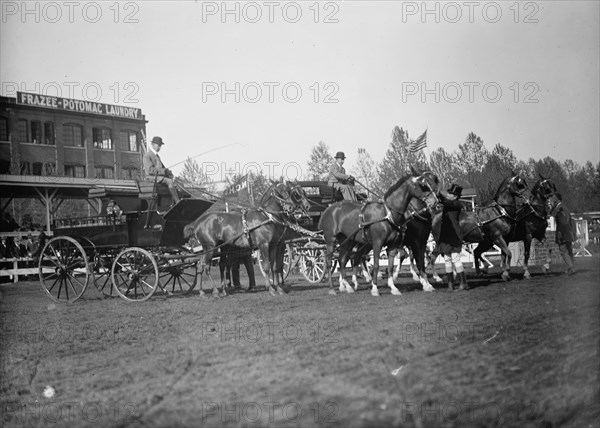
xmin=38 ymin=180 xmax=214 ymax=303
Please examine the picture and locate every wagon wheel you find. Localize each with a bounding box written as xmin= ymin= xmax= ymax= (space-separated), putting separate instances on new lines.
xmin=111 ymin=247 xmax=159 ymax=302
xmin=38 ymin=236 xmax=90 ymax=303
xmin=299 ymin=241 xmax=326 ymax=283
xmin=256 ymin=244 xmax=293 ymax=280
xmin=93 ymin=250 xmax=118 ymax=297
xmin=158 ymin=257 xmax=198 ymax=295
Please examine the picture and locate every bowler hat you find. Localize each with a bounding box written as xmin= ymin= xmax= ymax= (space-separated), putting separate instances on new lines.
xmin=335 ymin=151 xmax=346 ymax=159
xmin=151 ymin=136 xmax=164 ymax=146
xmin=448 ymin=183 xmax=463 ymax=197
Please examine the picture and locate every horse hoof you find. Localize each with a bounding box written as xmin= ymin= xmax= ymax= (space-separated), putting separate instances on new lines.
xmin=523 ymin=271 xmax=531 ymax=280
xmin=328 ymin=289 xmax=337 ymax=296
xmin=345 ymin=286 xmax=355 ymax=294
xmin=391 ymin=289 xmax=402 ymax=296
xmin=423 ymin=286 xmax=435 ymax=292
xmin=277 ymin=288 xmax=286 ymax=295
xmin=433 ymin=276 xmax=443 ymax=283
xmin=371 ymin=288 xmax=380 ymax=297
xmin=411 ymin=275 xmax=420 ymax=282
xmin=212 ymin=292 xmax=221 ymax=299
xmin=502 ymin=272 xmax=511 ymax=281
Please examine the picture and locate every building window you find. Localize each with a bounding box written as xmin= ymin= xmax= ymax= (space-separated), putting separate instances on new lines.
xmin=95 ymin=166 xmax=114 ymax=179
xmin=64 ymin=124 xmax=84 ymax=147
xmin=44 ymin=122 xmax=55 ymax=145
xmin=21 ymin=161 xmax=31 ymax=175
xmin=65 ymin=164 xmax=86 ymax=178
xmin=32 ymin=162 xmax=43 ymax=176
xmin=31 ymin=120 xmax=42 ymax=144
xmin=122 ymin=167 xmax=140 ymax=179
xmin=17 ymin=119 xmax=28 ymax=142
xmin=93 ymin=127 xmax=112 ymax=150
xmin=120 ymin=130 xmax=139 ymax=152
xmin=0 ymin=117 xmax=8 ymax=141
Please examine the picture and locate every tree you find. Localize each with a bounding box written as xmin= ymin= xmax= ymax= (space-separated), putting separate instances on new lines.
xmin=306 ymin=141 xmax=333 ymax=180
xmin=177 ymin=157 xmax=216 ymax=192
xmin=429 ymin=147 xmax=458 ymax=190
xmin=454 ymin=132 xmax=489 ymax=187
xmin=351 ymin=148 xmax=377 ymax=193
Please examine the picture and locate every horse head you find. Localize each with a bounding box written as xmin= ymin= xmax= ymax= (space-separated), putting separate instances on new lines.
xmin=533 ymin=175 xmax=560 ymax=216
xmin=261 ymin=181 xmax=296 ymax=215
xmin=384 ymin=169 xmax=439 ymax=217
xmin=495 ymin=172 xmax=530 ymax=207
xmin=287 ymin=181 xmax=312 ymax=216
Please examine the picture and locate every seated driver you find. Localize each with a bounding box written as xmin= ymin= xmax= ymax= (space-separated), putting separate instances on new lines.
xmin=328 ymin=151 xmax=357 ymax=201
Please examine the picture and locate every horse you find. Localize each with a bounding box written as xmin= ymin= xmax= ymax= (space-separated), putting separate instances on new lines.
xmin=319 ymin=169 xmax=439 ymax=296
xmin=430 ymin=173 xmax=531 ymax=282
xmin=184 ymin=181 xmax=311 ymax=297
xmin=390 ymin=197 xmax=437 ymax=291
xmin=472 ymin=174 xmax=560 ymax=279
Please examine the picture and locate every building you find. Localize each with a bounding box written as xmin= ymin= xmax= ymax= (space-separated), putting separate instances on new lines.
xmin=0 ymin=91 xmax=147 ymax=179
xmin=0 ymin=92 xmax=149 ymax=232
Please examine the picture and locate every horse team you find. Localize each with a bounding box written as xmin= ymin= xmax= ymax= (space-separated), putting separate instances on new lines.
xmin=184 ymin=169 xmax=562 ymax=298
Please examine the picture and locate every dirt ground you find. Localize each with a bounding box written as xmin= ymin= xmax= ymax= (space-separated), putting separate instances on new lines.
xmin=1 ymin=256 xmax=599 ymax=428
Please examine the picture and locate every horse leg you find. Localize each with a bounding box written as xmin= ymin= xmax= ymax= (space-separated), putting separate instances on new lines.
xmin=351 ymin=247 xmax=365 ymax=291
xmin=473 ymin=242 xmax=492 ymax=276
xmin=370 ymin=243 xmax=382 ymax=297
xmin=430 ymin=249 xmax=443 ymax=283
xmin=523 ymin=236 xmax=532 ymax=279
xmin=540 ymin=240 xmax=551 ymax=274
xmin=197 ymin=244 xmax=216 ymax=298
xmin=412 ymin=242 xmax=434 ymax=292
xmin=272 ymin=244 xmax=286 ymax=295
xmin=386 ymin=247 xmax=402 ymax=296
xmin=495 ymin=238 xmax=512 ymax=281
xmin=325 ymin=242 xmax=336 ymax=295
xmin=259 ymin=244 xmax=277 ymax=296
xmin=338 ymin=244 xmax=354 ymax=293
xmin=392 ymin=248 xmax=405 ymax=281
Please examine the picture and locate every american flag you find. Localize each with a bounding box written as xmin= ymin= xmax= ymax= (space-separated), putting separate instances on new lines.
xmin=408 ymin=129 xmax=427 ymax=153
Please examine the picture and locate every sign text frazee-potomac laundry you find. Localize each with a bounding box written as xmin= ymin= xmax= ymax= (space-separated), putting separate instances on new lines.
xmin=16 ymin=91 xmax=141 ymax=120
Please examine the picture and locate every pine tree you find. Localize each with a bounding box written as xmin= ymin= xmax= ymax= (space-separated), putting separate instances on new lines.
xmin=306 ymin=141 xmax=333 ymax=180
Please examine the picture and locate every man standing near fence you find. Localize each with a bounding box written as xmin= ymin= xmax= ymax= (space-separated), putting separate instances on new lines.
xmin=553 ymin=192 xmax=578 ymax=275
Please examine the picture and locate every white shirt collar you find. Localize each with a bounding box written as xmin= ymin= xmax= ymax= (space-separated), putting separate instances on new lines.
xmin=150 ymin=146 xmax=159 ymax=156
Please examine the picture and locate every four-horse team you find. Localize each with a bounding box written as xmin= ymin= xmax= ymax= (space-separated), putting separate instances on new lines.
xmin=179 ymin=144 xmax=576 ymax=297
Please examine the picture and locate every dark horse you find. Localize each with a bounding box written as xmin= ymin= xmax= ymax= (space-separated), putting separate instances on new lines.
xmin=430 ymin=173 xmax=531 ymax=282
xmin=392 ymin=196 xmax=437 ymax=291
xmin=472 ymin=174 xmax=560 ymax=279
xmin=184 ymin=181 xmax=311 ymax=297
xmin=319 ymin=169 xmax=439 ymax=297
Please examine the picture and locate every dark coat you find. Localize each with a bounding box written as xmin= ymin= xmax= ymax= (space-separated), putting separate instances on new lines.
xmin=437 ymin=194 xmax=464 ymax=254
xmin=555 ymin=204 xmax=576 ymax=244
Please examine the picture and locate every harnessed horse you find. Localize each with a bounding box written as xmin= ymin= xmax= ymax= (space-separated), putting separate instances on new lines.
xmin=473 ymin=175 xmax=560 ymax=279
xmin=184 ymin=181 xmax=310 ymax=297
xmin=319 ymin=169 xmax=439 ymax=296
xmin=430 ymin=173 xmax=532 ymax=282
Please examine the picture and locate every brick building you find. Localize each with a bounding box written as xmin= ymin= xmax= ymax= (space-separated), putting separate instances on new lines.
xmin=0 ymin=91 xmax=147 ymax=179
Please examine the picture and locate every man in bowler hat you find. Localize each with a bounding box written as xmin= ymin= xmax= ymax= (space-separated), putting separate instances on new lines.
xmin=143 ymin=136 xmax=180 ymax=208
xmin=327 ymin=151 xmax=357 ymax=201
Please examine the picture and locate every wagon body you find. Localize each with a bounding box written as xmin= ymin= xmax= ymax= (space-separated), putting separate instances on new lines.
xmin=39 ymin=181 xmax=215 ymax=303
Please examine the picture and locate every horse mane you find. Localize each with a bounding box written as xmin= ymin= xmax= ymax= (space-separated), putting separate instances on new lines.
xmin=531 ymin=180 xmax=542 ymax=196
xmin=383 ymin=175 xmax=411 ymax=199
xmin=493 ymin=176 xmax=511 ymax=200
xmin=257 ymin=182 xmax=278 ymax=207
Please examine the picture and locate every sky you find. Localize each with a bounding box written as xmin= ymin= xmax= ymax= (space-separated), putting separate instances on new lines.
xmin=1 ymin=0 xmax=599 ymax=182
